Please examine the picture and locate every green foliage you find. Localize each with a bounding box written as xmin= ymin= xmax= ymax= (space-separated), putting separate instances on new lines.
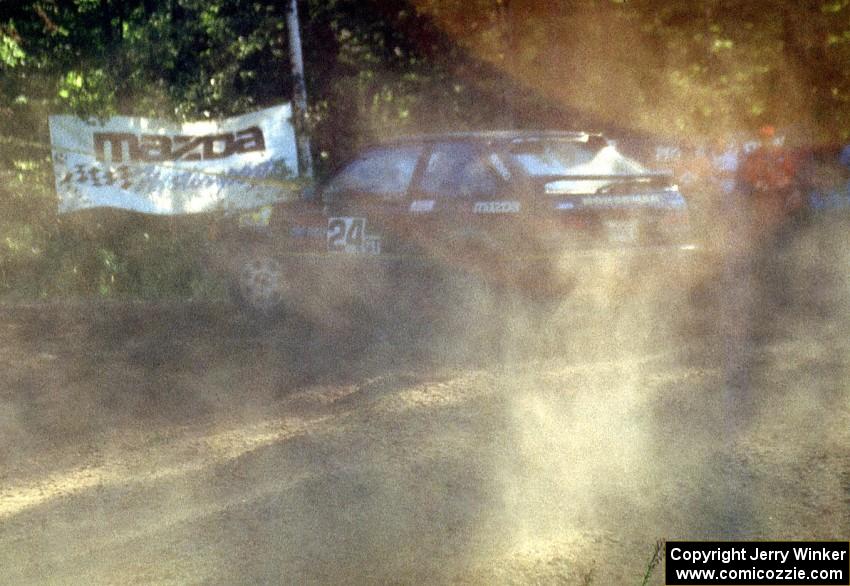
xmin=3 ymin=212 xmax=227 ymax=301
xmin=1 ymin=0 xmax=849 ymax=138
xmin=58 ymin=69 xmax=116 ymax=116
xmin=0 ymin=28 xmax=25 ymax=68
xmin=640 ymin=540 xmax=664 ymax=586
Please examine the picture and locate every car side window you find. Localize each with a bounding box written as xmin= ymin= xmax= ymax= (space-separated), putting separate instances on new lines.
xmin=419 ymin=143 xmax=507 ymax=198
xmin=323 ymin=145 xmax=422 ymax=201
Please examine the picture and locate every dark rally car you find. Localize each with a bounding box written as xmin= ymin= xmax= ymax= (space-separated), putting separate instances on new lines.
xmin=235 ymin=131 xmax=696 ymax=315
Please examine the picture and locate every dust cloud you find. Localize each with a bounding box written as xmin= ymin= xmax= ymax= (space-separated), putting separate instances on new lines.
xmin=1 ymin=203 xmax=849 ymax=585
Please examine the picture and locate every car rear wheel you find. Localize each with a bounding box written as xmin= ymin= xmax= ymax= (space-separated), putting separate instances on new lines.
xmin=236 ymin=255 xmax=285 ymax=316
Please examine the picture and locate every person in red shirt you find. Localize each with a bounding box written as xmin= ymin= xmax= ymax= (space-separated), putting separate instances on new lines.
xmin=736 ymin=126 xmax=803 ymax=240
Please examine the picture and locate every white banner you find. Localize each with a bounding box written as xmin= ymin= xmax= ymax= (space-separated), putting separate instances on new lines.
xmin=48 ymin=104 xmax=299 ymax=214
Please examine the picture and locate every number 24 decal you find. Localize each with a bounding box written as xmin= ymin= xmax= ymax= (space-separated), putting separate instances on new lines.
xmin=327 ymin=217 xmax=365 ymax=252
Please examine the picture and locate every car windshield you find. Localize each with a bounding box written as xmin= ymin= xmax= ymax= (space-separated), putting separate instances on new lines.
xmin=509 ymin=139 xmax=651 ymax=194
xmin=323 ymin=145 xmax=422 ymax=200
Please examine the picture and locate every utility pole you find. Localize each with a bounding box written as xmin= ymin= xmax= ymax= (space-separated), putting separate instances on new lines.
xmin=286 ymin=0 xmax=314 ymax=182
xmin=501 ymin=0 xmax=517 ymax=129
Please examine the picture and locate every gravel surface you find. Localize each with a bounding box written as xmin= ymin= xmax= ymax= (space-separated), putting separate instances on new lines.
xmin=1 ymin=239 xmax=849 ymax=584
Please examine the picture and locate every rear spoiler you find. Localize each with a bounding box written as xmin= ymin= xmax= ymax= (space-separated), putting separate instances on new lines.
xmin=534 ymin=172 xmax=673 ymax=182
xmin=538 ymin=172 xmax=677 ymax=195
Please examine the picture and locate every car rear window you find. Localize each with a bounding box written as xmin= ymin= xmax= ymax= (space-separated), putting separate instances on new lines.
xmin=510 ymin=140 xmax=647 ymax=177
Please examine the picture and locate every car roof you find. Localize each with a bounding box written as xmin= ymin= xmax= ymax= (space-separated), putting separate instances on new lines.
xmin=379 ymin=130 xmax=605 ymax=146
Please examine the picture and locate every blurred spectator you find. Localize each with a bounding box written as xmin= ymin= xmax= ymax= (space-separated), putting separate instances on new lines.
xmin=736 ymin=125 xmax=803 ymax=239
xmin=803 ymin=144 xmax=850 ymax=212
xmin=664 ymin=141 xmax=711 ymax=241
xmin=710 ymin=137 xmax=740 ymax=195
xmin=671 ymin=142 xmax=711 ymax=188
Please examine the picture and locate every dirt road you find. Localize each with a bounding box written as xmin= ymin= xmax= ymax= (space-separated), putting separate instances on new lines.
xmin=1 ymin=245 xmax=849 ymax=584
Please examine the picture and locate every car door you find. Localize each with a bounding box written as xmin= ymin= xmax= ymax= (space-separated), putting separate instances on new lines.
xmin=321 ymin=144 xmax=424 ymax=256
xmin=408 ymin=140 xmax=520 ymax=264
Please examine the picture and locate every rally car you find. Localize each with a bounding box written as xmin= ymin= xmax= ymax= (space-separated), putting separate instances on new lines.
xmin=231 ymin=131 xmax=696 ymax=316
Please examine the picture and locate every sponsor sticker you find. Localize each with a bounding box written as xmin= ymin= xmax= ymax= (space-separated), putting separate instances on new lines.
xmin=581 ymin=194 xmax=664 ymax=207
xmin=409 ymin=199 xmax=435 ymax=213
xmin=327 ymin=217 xmax=380 ymax=254
xmin=290 ymin=225 xmax=325 ymax=238
xmin=553 ymin=192 xmax=685 ymax=209
xmin=473 ymin=201 xmax=521 ymax=214
xmin=363 ymin=236 xmax=381 ymax=255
